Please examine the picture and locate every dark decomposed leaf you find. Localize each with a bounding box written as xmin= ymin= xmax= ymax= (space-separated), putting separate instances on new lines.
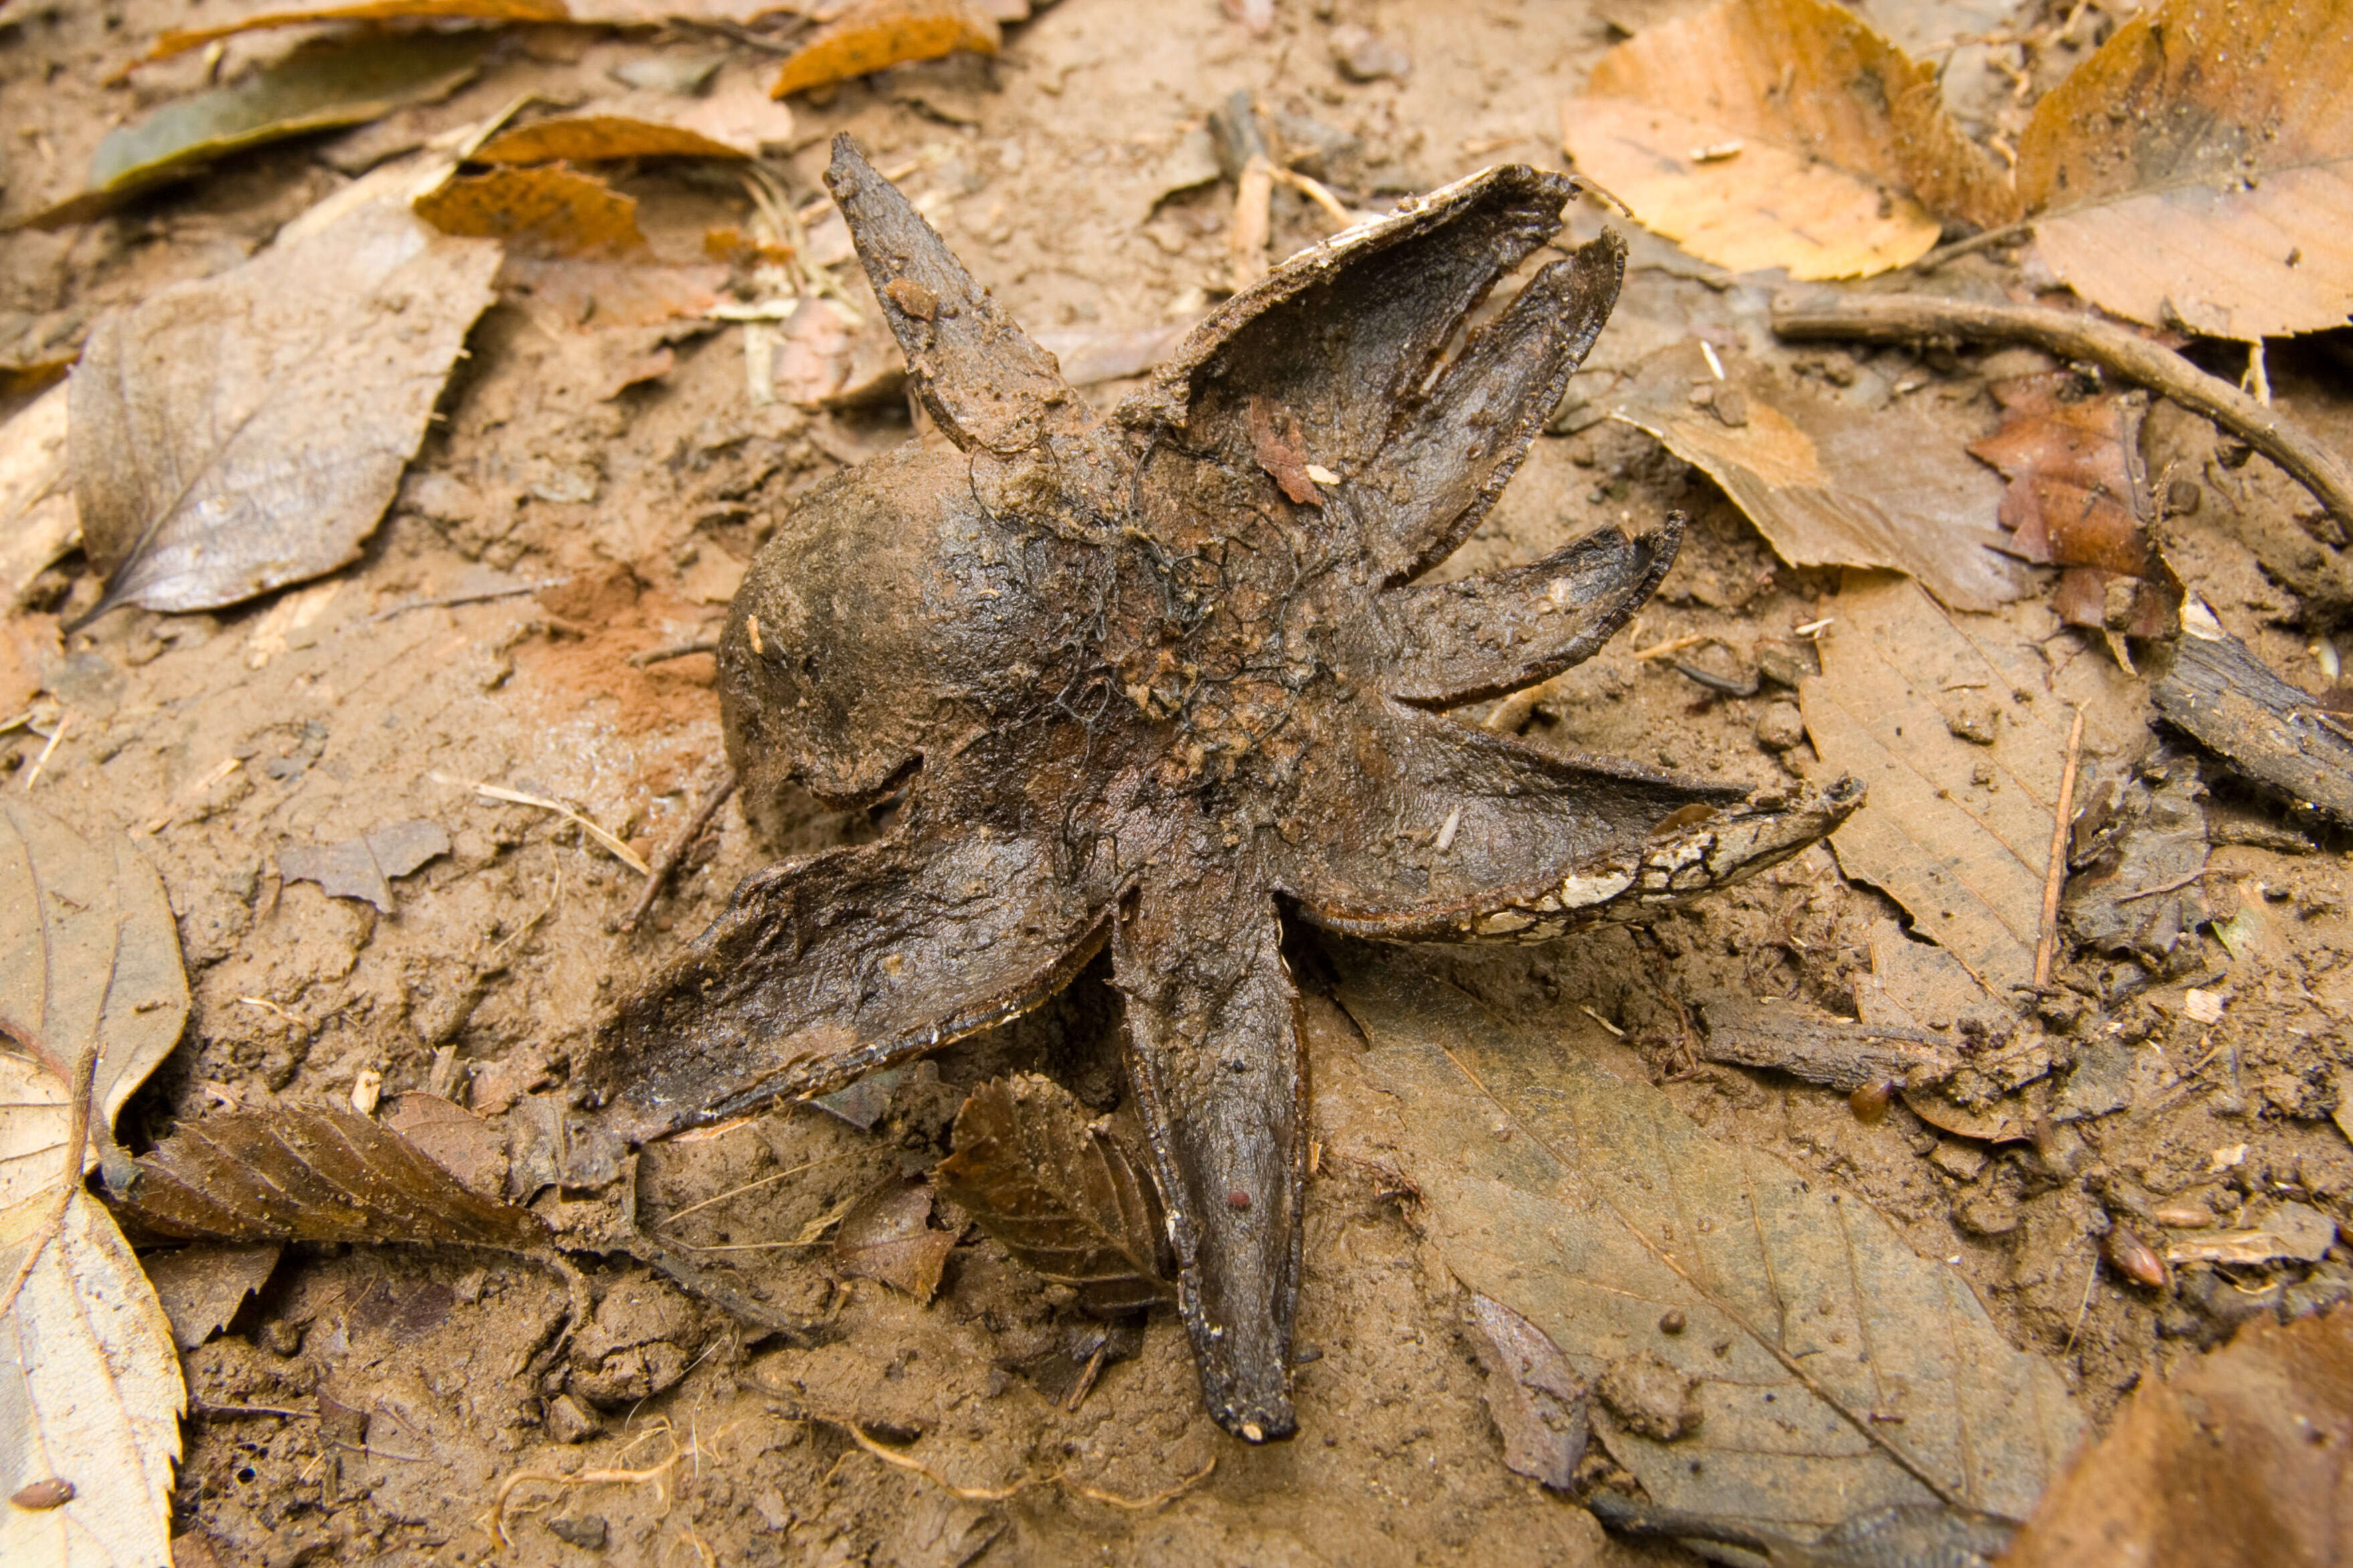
xmin=278 ymin=818 xmax=451 ymax=911
xmin=28 ymin=32 xmax=489 ymax=228
xmin=2002 ymin=1306 xmax=2353 ymax=1568
xmin=1462 ymin=1293 xmax=1587 ymax=1490
xmin=2062 ymin=749 xmax=2210 ymax=965
xmin=831 ymin=1177 xmax=957 ymax=1303
xmin=68 ymin=188 xmax=500 ymax=623
xmin=142 ymin=1243 xmax=283 ymax=1350
xmin=2155 ymin=602 xmax=2353 ymax=827
xmin=933 ymin=1075 xmax=1175 ymax=1316
xmin=0 ymin=802 xmax=191 ymax=1568
xmin=111 ymin=1103 xmax=550 ymax=1251
xmin=1315 ymin=955 xmax=2083 ymax=1536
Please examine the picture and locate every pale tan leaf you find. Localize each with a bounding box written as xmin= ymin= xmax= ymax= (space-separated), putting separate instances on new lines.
xmin=1560 ymin=0 xmax=2008 ymax=280
xmin=2002 ymin=1308 xmax=2353 ymax=1568
xmin=68 ymin=189 xmax=501 ymax=622
xmin=1797 ymin=576 xmax=2141 ymax=998
xmin=1611 ymin=340 xmax=2024 ymax=611
xmin=770 ymin=0 xmax=1000 ymax=98
xmin=2016 ymin=0 xmax=2353 ymax=339
xmin=1316 ymin=959 xmax=2084 ymax=1536
xmin=0 ymin=1190 xmax=183 ymax=1568
xmin=0 ymin=385 xmax=80 ymax=605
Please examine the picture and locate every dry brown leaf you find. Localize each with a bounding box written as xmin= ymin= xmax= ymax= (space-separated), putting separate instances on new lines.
xmin=471 ymin=91 xmax=785 ymax=164
xmin=1852 ymin=918 xmax=2046 ymax=1143
xmin=143 ymin=1243 xmax=283 ymax=1349
xmin=1560 ymin=0 xmax=2007 ymax=279
xmin=113 ymin=1103 xmax=550 ymax=1249
xmin=31 ymin=32 xmax=488 ymax=228
xmin=143 ymin=0 xmax=570 ymax=63
xmin=1317 ymin=958 xmax=2083 ymax=1534
xmin=412 ymin=163 xmax=649 ymax=256
xmin=933 ymin=1075 xmax=1174 ymax=1315
xmin=0 ymin=383 xmax=80 ymax=606
xmin=2015 ymin=0 xmax=2353 ymax=339
xmin=1798 ymin=576 xmax=2141 ymax=998
xmin=382 ymin=1092 xmax=508 ymax=1197
xmin=769 ymin=292 xmax=908 ymax=408
xmin=1611 ymin=339 xmax=2024 ymax=611
xmin=69 ymin=188 xmax=499 ymax=622
xmin=1969 ymin=375 xmax=2175 ymax=635
xmin=831 ymin=1177 xmax=957 ymax=1302
xmin=2002 ymin=1307 xmax=2353 ymax=1568
xmin=770 ymin=0 xmax=1000 ymax=99
xmin=0 ymin=802 xmax=191 ymax=1567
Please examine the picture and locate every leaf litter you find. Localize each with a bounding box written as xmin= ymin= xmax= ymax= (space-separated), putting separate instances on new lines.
xmin=0 ymin=803 xmax=191 ymax=1568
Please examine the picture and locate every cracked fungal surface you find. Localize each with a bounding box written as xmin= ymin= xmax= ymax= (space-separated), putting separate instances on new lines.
xmin=579 ymin=135 xmax=1860 ymax=1443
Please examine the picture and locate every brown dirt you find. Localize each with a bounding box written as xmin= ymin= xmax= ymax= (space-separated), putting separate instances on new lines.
xmin=4 ymin=0 xmax=2350 ymax=1564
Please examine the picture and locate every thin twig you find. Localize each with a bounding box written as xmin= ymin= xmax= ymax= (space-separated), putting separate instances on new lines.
xmin=622 ymin=766 xmax=737 ymax=934
xmin=20 ymin=713 xmax=68 ymax=792
xmin=1772 ymin=290 xmax=2353 ymax=533
xmin=432 ymin=772 xmax=649 ymax=875
xmin=627 ymin=638 xmax=723 ymax=669
xmin=2115 ymin=865 xmax=2213 ymax=903
xmin=368 ymin=578 xmax=564 ymax=624
xmin=2034 ymin=708 xmax=2085 ymax=988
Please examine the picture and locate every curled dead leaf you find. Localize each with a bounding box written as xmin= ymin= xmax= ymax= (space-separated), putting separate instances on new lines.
xmin=831 ymin=1177 xmax=957 ymax=1302
xmin=770 ymin=0 xmax=1001 ymax=99
xmin=933 ymin=1075 xmax=1174 ymax=1315
xmin=412 ymin=163 xmax=650 ymax=257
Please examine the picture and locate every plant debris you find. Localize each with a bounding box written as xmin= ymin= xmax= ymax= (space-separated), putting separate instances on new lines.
xmin=278 ymin=818 xmax=451 ymax=911
xmin=1461 ymin=1293 xmax=1587 ymax=1490
xmin=831 ymin=1177 xmax=958 ymax=1302
xmin=2155 ymin=601 xmax=2353 ymax=826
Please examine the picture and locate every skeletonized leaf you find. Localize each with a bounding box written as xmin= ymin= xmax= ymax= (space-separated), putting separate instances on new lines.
xmin=1799 ymin=575 xmax=2141 ymax=998
xmin=770 ymin=0 xmax=1000 ymax=99
xmin=1560 ymin=0 xmax=2007 ymax=280
xmin=412 ymin=163 xmax=650 ymax=256
xmin=1317 ymin=958 xmax=2083 ymax=1536
xmin=831 ymin=1177 xmax=956 ymax=1302
xmin=31 ymin=33 xmax=489 ymax=229
xmin=0 ymin=1191 xmax=184 ymax=1568
xmin=933 ymin=1075 xmax=1174 ymax=1315
xmin=0 ymin=804 xmax=189 ymax=1567
xmin=2016 ymin=0 xmax=2353 ymax=339
xmin=68 ymin=188 xmax=500 ymax=622
xmin=2002 ymin=1308 xmax=2353 ymax=1568
xmin=112 ymin=1103 xmax=550 ymax=1250
xmin=1611 ymin=340 xmax=2023 ymax=611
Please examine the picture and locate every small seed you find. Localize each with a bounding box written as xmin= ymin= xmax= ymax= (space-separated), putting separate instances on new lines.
xmin=1659 ymin=1309 xmax=1686 ymax=1335
xmin=1849 ymin=1081 xmax=1894 ymax=1124
xmin=11 ymin=1478 xmax=73 ymax=1510
xmin=2103 ymin=1225 xmax=2171 ymax=1290
xmin=1227 ymin=1189 xmax=1252 ymax=1210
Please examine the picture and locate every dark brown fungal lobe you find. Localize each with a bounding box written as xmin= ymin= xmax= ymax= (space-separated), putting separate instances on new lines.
xmin=580 ymin=135 xmax=1861 ymax=1444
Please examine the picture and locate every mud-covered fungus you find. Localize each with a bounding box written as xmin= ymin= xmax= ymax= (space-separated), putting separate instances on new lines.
xmin=581 ymin=135 xmax=1860 ymax=1443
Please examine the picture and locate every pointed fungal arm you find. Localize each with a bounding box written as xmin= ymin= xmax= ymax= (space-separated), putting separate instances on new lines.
xmin=580 ymin=820 xmax=1106 ymax=1143
xmin=1366 ymin=515 xmax=1680 ymax=707
xmin=825 ymin=134 xmax=1076 ymax=456
xmin=1112 ymin=861 xmax=1305 ymax=1444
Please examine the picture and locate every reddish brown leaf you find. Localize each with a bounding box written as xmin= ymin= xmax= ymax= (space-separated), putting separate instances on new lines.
xmin=770 ymin=0 xmax=1000 ymax=98
xmin=412 ymin=165 xmax=649 ymax=258
xmin=831 ymin=1177 xmax=957 ymax=1302
xmin=2002 ymin=1307 xmax=2353 ymax=1568
xmin=933 ymin=1076 xmax=1174 ymax=1315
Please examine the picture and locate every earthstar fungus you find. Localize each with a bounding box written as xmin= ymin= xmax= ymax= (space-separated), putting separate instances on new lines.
xmin=582 ymin=137 xmax=1861 ymax=1442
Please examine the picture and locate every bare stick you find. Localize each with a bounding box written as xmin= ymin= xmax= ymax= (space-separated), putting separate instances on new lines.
xmin=622 ymin=766 xmax=738 ymax=934
xmin=627 ymin=639 xmax=723 ymax=669
xmin=1772 ymin=290 xmax=2353 ymax=533
xmin=2034 ymin=708 xmax=2085 ymax=988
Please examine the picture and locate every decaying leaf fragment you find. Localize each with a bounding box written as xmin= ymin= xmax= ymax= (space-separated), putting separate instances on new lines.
xmin=1560 ymin=0 xmax=2007 ymax=279
xmin=2013 ymin=0 xmax=2353 ymax=339
xmin=1317 ymin=956 xmax=2083 ymax=1534
xmin=0 ymin=803 xmax=191 ymax=1568
xmin=112 ymin=1103 xmax=550 ymax=1250
xmin=831 ymin=1177 xmax=957 ymax=1303
xmin=1461 ymin=1293 xmax=1587 ymax=1490
xmin=2002 ymin=1306 xmax=2353 ymax=1568
xmin=933 ymin=1076 xmax=1173 ymax=1315
xmin=278 ymin=818 xmax=451 ymax=911
xmin=1611 ymin=339 xmax=2022 ymax=611
xmin=142 ymin=1243 xmax=283 ymax=1350
xmin=770 ymin=0 xmax=1001 ymax=99
xmin=69 ymin=187 xmax=500 ymax=622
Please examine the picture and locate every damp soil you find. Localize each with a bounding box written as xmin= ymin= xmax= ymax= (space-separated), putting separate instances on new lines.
xmin=4 ymin=1 xmax=2351 ymax=1564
